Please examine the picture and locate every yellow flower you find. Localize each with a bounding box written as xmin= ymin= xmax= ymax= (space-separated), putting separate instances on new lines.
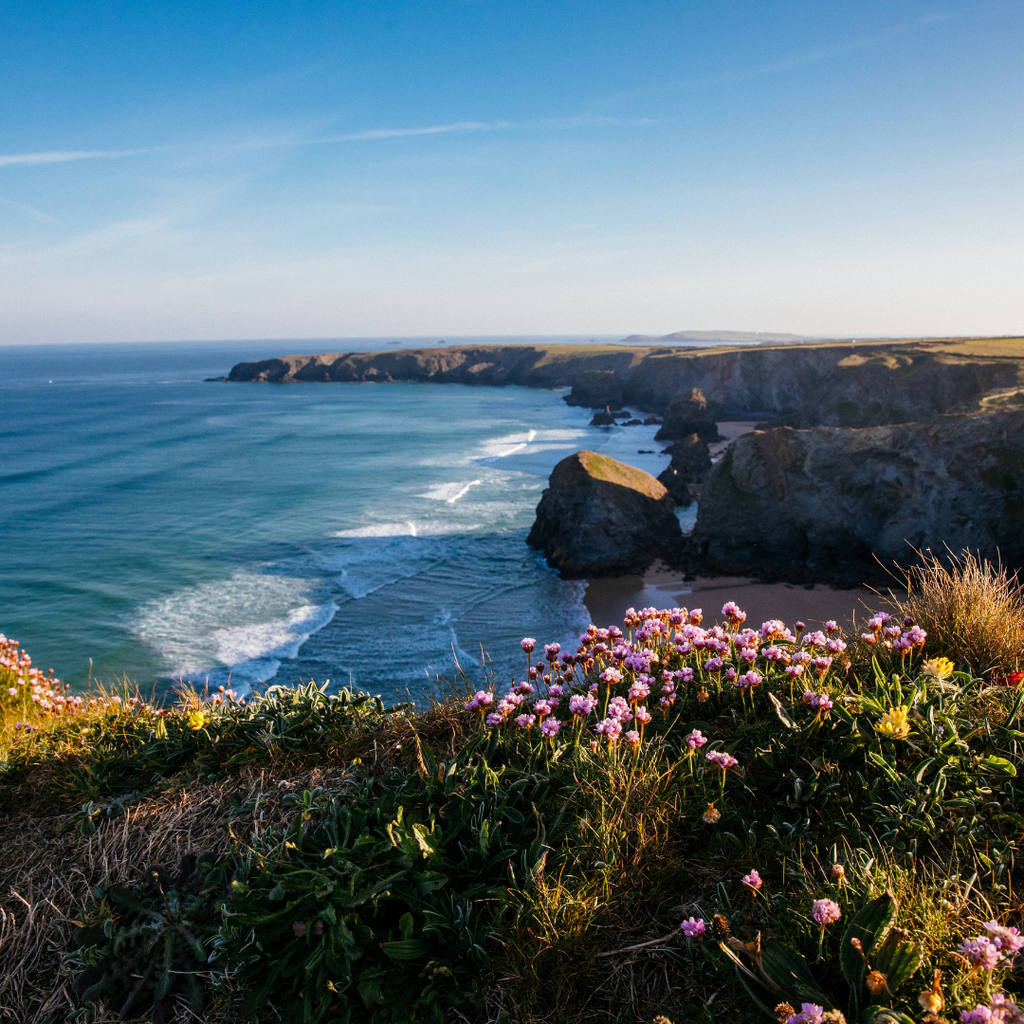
xmin=875 ymin=706 xmax=910 ymax=739
xmin=922 ymin=657 xmax=954 ymax=680
xmin=187 ymin=710 xmax=209 ymax=732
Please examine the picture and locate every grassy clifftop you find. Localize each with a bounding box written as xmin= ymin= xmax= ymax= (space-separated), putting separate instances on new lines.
xmin=3 ymin=556 xmax=1024 ymax=1024
xmin=225 ymin=338 xmax=1024 ymax=429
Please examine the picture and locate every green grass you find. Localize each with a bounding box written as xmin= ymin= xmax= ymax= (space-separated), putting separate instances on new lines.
xmin=3 ymin=600 xmax=1024 ymax=1024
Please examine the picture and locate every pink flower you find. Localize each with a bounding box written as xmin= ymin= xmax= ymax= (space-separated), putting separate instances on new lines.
xmin=680 ymin=917 xmax=706 ymax=938
xmin=607 ymin=696 xmax=633 ymax=722
xmin=569 ymin=693 xmax=598 ymax=716
xmin=548 ymin=683 xmax=564 ymax=698
xmin=704 ymin=656 xmax=723 ymax=673
xmin=985 ymin=920 xmax=1024 ymax=956
xmin=625 ymin=729 xmax=641 ymax=746
xmin=533 ymin=699 xmax=553 ymax=717
xmin=706 ymin=749 xmax=738 ymax=770
xmin=292 ymin=920 xmax=307 ymax=938
xmin=685 ymin=728 xmax=708 ymax=750
xmin=959 ymin=936 xmax=1003 ymax=970
xmin=544 ymin=642 xmax=561 ymax=661
xmin=540 ymin=717 xmax=561 ymax=738
xmin=812 ymin=899 xmax=841 ymax=926
xmin=628 ymin=680 xmax=650 ymax=702
xmin=735 ymin=670 xmax=762 ymax=690
xmin=634 ymin=705 xmax=652 ymax=725
xmin=721 ymin=601 xmax=746 ymax=623
xmin=521 ymin=638 xmax=536 ymax=653
xmin=742 ymin=868 xmax=763 ymax=892
xmin=601 ymin=667 xmax=623 ymax=685
xmin=514 ymin=713 xmax=536 ymax=730
xmin=464 ymin=690 xmax=494 ymax=711
xmin=786 ymin=1005 xmax=825 ymax=1024
xmin=594 ymin=717 xmax=622 ymax=740
xmin=485 ymin=712 xmax=504 ymax=726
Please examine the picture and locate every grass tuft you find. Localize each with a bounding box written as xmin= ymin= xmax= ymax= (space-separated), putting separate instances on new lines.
xmin=887 ymin=548 xmax=1024 ymax=676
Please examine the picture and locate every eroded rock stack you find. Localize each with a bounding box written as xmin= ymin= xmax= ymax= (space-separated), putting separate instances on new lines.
xmin=527 ymin=451 xmax=682 ymax=576
xmin=654 ymin=388 xmax=720 ymax=442
xmin=657 ymin=433 xmax=712 ymax=505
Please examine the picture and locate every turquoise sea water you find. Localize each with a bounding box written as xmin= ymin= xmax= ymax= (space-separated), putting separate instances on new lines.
xmin=0 ymin=340 xmax=670 ymax=703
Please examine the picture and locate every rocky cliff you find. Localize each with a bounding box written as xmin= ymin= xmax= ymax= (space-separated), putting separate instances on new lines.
xmin=527 ymin=451 xmax=682 ymax=577
xmin=228 ymin=340 xmax=1023 ymax=429
xmin=691 ymin=409 xmax=1024 ymax=579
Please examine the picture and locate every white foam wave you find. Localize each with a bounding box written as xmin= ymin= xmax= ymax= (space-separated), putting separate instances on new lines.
xmin=418 ymin=480 xmax=482 ymax=503
xmin=335 ymin=521 xmax=420 ymax=538
xmin=134 ymin=569 xmax=336 ymax=690
xmin=472 ymin=428 xmax=587 ymax=461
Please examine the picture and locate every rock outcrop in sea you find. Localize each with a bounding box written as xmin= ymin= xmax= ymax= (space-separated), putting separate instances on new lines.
xmin=657 ymin=434 xmax=712 ymax=504
xmin=654 ymin=387 xmax=720 ymax=442
xmin=692 ymin=409 xmax=1024 ymax=579
xmin=527 ymin=451 xmax=682 ymax=577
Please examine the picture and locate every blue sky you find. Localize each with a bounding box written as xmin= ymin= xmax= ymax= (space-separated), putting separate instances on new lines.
xmin=0 ymin=1 xmax=1021 ymax=343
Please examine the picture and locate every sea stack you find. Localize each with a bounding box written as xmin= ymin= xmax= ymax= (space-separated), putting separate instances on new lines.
xmin=527 ymin=450 xmax=682 ymax=577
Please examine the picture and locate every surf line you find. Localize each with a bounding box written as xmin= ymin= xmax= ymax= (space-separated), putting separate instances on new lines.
xmin=446 ymin=480 xmax=482 ymax=503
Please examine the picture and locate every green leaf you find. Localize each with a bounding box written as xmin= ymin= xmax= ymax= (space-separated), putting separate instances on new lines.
xmin=979 ymin=755 xmax=1016 ymax=776
xmin=840 ymin=892 xmax=897 ymax=1016
xmin=758 ymin=939 xmax=830 ymax=1006
xmin=872 ymin=927 xmax=923 ymax=994
xmin=381 ymin=939 xmax=430 ymax=961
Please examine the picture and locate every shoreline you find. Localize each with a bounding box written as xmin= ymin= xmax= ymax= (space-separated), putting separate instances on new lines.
xmin=584 ymin=564 xmax=878 ymax=631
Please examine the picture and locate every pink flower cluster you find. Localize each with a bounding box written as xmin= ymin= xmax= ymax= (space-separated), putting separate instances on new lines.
xmin=961 ymin=993 xmax=1024 ymax=1024
xmin=958 ymin=920 xmax=1024 ymax=971
xmin=860 ymin=612 xmax=927 ymax=653
xmin=812 ymin=898 xmax=841 ymax=926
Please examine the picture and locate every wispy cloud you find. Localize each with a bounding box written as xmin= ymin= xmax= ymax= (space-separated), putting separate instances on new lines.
xmin=0 ymin=115 xmax=653 ymax=172
xmin=0 ymin=196 xmax=62 ymax=225
xmin=0 ymin=147 xmax=159 ymax=169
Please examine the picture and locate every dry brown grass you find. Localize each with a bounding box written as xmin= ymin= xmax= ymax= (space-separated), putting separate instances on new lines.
xmin=0 ymin=761 xmax=359 ymax=1024
xmin=888 ymin=549 xmax=1024 ymax=676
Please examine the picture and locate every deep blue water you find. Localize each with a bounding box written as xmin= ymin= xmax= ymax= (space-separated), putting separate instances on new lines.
xmin=0 ymin=340 xmax=670 ymax=702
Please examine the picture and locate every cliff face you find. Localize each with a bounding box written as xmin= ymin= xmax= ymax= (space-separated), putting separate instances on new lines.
xmin=691 ymin=410 xmax=1024 ymax=578
xmin=228 ymin=342 xmax=1022 ymax=429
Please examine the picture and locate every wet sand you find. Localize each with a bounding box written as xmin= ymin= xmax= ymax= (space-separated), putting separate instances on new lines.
xmin=584 ymin=566 xmax=881 ymax=632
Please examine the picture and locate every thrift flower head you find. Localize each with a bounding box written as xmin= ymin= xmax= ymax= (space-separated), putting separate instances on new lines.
xmin=812 ymin=899 xmax=841 ymax=926
xmin=923 ymin=657 xmax=955 ymax=680
xmin=702 ymin=803 xmax=721 ymax=823
xmin=634 ymin=705 xmax=652 ymax=725
xmin=680 ymin=917 xmax=706 ymax=938
xmin=706 ymin=749 xmax=738 ymax=770
xmin=875 ymin=706 xmax=911 ymax=739
xmin=735 ymin=670 xmax=762 ymax=690
xmin=595 ymin=717 xmax=622 ymax=740
xmin=786 ymin=1003 xmax=825 ymax=1024
xmin=514 ymin=714 xmax=536 ymax=730
xmin=464 ymin=690 xmax=494 ymax=711
xmin=625 ymin=729 xmax=641 ymax=746
xmin=520 ymin=638 xmax=536 ymax=653
xmin=742 ymin=868 xmax=763 ymax=892
xmin=601 ymin=667 xmax=623 ymax=685
xmin=721 ymin=601 xmax=746 ymax=623
xmin=540 ymin=717 xmax=561 ymax=739
xmin=685 ymin=728 xmax=708 ymax=750
xmin=607 ymin=696 xmax=633 ymax=721
xmin=958 ymin=936 xmax=1002 ymax=970
xmin=569 ymin=693 xmax=598 ymax=717
xmin=985 ymin=920 xmax=1024 ymax=956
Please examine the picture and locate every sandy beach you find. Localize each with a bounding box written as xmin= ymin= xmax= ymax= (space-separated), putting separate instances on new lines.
xmin=584 ymin=564 xmax=880 ymax=632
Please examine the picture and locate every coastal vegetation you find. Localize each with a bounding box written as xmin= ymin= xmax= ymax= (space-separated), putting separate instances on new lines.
xmin=2 ymin=554 xmax=1023 ymax=1024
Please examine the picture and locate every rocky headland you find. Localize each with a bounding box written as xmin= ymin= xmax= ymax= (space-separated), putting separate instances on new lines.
xmin=227 ymin=337 xmax=1024 ymax=580
xmin=526 ymin=451 xmax=681 ymax=577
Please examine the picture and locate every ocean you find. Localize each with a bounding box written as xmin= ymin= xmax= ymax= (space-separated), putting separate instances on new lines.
xmin=0 ymin=339 xmax=674 ymax=703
